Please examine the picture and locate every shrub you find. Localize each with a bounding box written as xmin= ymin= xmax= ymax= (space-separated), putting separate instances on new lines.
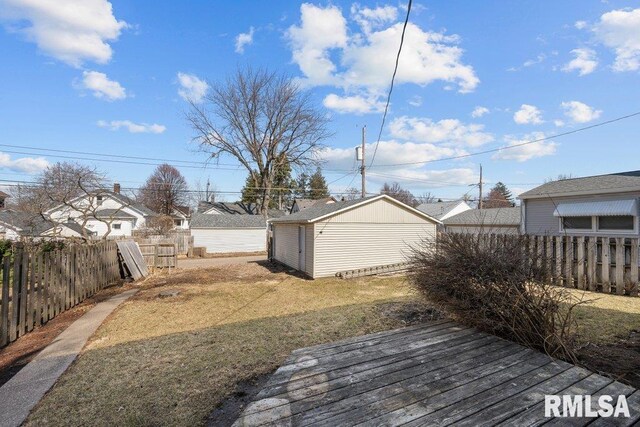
xmin=408 ymin=232 xmax=582 ymax=362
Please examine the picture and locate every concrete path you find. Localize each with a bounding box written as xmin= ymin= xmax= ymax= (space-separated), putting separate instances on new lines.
xmin=0 ymin=289 xmax=138 ymax=427
xmin=179 ymin=255 xmax=267 ymax=269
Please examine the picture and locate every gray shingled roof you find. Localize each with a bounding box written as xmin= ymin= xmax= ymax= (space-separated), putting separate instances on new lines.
xmin=94 ymin=209 xmax=137 ymax=219
xmin=0 ymin=210 xmax=91 ymax=236
xmin=416 ymin=200 xmax=464 ymax=220
xmin=107 ymin=191 xmax=158 ymax=217
xmin=190 ymin=213 xmax=266 ymax=228
xmin=519 ymin=170 xmax=640 ymax=199
xmin=443 ymin=207 xmax=521 ymax=226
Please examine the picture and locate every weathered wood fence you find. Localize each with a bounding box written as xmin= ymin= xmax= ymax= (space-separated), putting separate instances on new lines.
xmin=134 ymin=234 xmax=193 ymax=256
xmin=0 ymin=240 xmax=121 ymax=348
xmin=138 ymin=243 xmax=177 ymax=269
xmin=475 ymin=233 xmax=639 ymax=297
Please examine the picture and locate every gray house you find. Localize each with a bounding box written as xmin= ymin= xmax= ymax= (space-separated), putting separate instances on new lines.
xmin=443 ymin=207 xmax=521 ymax=235
xmin=519 ymin=170 xmax=640 ymax=236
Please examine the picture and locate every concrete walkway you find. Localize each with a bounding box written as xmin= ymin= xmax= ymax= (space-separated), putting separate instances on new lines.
xmin=0 ymin=289 xmax=138 ymax=427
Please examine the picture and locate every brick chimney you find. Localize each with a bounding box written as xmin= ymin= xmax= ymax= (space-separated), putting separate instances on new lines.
xmin=113 ymin=182 xmax=121 ymax=194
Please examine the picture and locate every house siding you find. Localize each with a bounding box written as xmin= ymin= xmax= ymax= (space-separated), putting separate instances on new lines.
xmin=524 ymin=191 xmax=640 ymax=236
xmin=328 ymin=198 xmax=430 ymax=223
xmin=313 ymin=222 xmax=435 ymax=278
xmin=273 ymin=224 xmax=300 ymax=270
xmin=445 ymin=225 xmax=520 ymax=235
xmin=191 ymin=228 xmax=266 ymax=253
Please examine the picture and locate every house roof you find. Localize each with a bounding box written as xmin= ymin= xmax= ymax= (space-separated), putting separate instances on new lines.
xmin=269 ymin=194 xmax=441 ymax=224
xmin=173 ymin=205 xmax=191 ymax=217
xmin=94 ymin=209 xmax=137 ymax=220
xmin=519 ymin=170 xmax=640 ymax=199
xmin=45 ymin=190 xmax=158 ymax=218
xmin=0 ymin=210 xmax=91 ymax=236
xmin=291 ymin=197 xmax=337 ymax=212
xmin=190 ymin=213 xmax=266 ymax=229
xmin=198 ymin=201 xmax=257 ymax=215
xmin=443 ymin=207 xmax=521 ymax=227
xmin=416 ymin=200 xmax=465 ymax=220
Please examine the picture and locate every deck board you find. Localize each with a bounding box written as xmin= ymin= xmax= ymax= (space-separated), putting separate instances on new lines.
xmin=232 ymin=321 xmax=638 ymax=426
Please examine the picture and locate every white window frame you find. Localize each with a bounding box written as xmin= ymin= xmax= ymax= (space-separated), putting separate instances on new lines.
xmin=596 ymin=215 xmax=638 ymax=234
xmin=559 ymin=216 xmax=595 ymax=233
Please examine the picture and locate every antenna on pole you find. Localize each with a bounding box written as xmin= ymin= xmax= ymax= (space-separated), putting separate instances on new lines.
xmin=356 ymin=125 xmax=366 ymax=199
xmin=478 ymin=164 xmax=483 ymax=210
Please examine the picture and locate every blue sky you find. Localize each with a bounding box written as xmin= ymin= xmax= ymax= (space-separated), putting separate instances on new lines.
xmin=1 ymin=1 xmax=640 ymax=202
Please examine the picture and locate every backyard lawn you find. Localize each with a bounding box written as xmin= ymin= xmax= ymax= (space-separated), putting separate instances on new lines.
xmin=24 ymin=262 xmax=640 ymax=426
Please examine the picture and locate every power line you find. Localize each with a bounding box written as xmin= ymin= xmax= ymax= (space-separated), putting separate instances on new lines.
xmin=371 ymin=110 xmax=640 ymax=168
xmin=368 ymin=0 xmax=412 ymax=168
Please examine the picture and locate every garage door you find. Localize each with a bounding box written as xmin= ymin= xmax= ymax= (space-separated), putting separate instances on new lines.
xmin=192 ymin=228 xmax=266 ymax=253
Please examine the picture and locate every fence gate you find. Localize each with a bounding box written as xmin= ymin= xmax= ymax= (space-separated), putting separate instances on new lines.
xmin=138 ymin=243 xmax=177 ymax=269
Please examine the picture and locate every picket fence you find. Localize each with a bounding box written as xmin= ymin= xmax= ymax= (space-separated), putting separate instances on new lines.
xmin=473 ymin=233 xmax=639 ymax=297
xmin=0 ymin=240 xmax=121 ymax=348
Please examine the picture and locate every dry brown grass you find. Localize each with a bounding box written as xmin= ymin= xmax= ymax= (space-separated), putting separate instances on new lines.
xmin=25 ymin=262 xmax=424 ymax=427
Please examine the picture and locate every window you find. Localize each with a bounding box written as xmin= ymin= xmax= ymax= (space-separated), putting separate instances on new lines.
xmin=561 ymin=216 xmax=592 ymax=230
xmin=174 ymin=219 xmax=182 ymax=226
xmin=598 ymin=216 xmax=634 ymax=231
xmin=113 ymin=223 xmax=121 ymax=230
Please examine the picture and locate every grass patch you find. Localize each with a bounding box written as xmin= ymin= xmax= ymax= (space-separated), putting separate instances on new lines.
xmin=26 ymin=263 xmax=428 ymax=426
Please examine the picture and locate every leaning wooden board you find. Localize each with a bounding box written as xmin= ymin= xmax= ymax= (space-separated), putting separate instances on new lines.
xmin=116 ymin=241 xmax=149 ymax=280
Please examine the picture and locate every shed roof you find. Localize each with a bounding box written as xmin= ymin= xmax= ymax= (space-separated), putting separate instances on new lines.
xmin=443 ymin=207 xmax=521 ymax=226
xmin=190 ymin=213 xmax=266 ymax=229
xmin=519 ymin=170 xmax=640 ymax=199
xmin=416 ymin=200 xmax=465 ymax=220
xmin=269 ymin=194 xmax=441 ymax=224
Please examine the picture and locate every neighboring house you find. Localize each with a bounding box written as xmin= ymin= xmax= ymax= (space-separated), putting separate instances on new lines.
xmin=443 ymin=207 xmax=521 ymax=235
xmin=172 ymin=205 xmax=191 ymax=229
xmin=416 ymin=200 xmax=472 ymax=221
xmin=269 ymin=195 xmax=440 ymax=279
xmin=190 ymin=213 xmax=266 ymax=254
xmin=519 ymin=170 xmax=640 ymax=236
xmin=46 ymin=184 xmax=158 ymax=238
xmin=197 ymin=200 xmax=286 ymax=218
xmin=290 ymin=197 xmax=337 ymax=214
xmin=0 ymin=191 xmax=8 ymax=209
xmin=0 ymin=210 xmax=91 ymax=240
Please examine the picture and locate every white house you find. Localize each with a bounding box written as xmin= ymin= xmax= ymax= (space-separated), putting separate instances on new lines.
xmin=416 ymin=200 xmax=472 ymax=221
xmin=46 ymin=184 xmax=157 ymax=238
xmin=172 ymin=205 xmax=191 ymax=230
xmin=269 ymin=195 xmax=440 ymax=278
xmin=190 ymin=213 xmax=266 ymax=254
xmin=0 ymin=210 xmax=90 ymax=240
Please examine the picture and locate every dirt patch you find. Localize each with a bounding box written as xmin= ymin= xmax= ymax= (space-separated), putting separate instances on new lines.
xmin=577 ymin=329 xmax=640 ymax=389
xmin=377 ymin=301 xmax=445 ymax=326
xmin=206 ymin=372 xmax=273 ymax=427
xmin=0 ymin=282 xmax=129 ymax=387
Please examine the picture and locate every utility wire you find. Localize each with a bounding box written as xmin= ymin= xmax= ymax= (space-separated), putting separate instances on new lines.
xmin=368 ymin=0 xmax=412 ymax=168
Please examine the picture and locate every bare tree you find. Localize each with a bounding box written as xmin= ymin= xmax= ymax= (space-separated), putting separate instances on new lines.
xmin=138 ymin=164 xmax=189 ymax=215
xmin=416 ymin=192 xmax=437 ymax=205
xmin=380 ymin=182 xmax=418 ymax=207
xmin=186 ymin=67 xmax=331 ymax=216
xmin=342 ymin=187 xmax=361 ymax=201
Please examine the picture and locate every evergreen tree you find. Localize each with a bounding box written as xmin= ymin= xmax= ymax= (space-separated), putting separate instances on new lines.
xmin=493 ymin=182 xmax=513 ymax=203
xmin=241 ymin=158 xmax=295 ymax=209
xmin=294 ymin=173 xmax=309 ymax=199
xmin=308 ymin=167 xmax=330 ymax=199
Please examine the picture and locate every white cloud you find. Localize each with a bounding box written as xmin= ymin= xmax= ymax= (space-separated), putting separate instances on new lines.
xmin=593 ymin=8 xmax=640 ymax=71
xmin=408 ymin=95 xmax=422 ymax=107
xmin=554 ymin=119 xmax=565 ymax=127
xmin=177 ymin=72 xmax=209 ymax=103
xmin=389 ymin=116 xmax=494 ymax=147
xmin=97 ymin=120 xmax=166 ymax=134
xmin=0 ymin=152 xmax=49 ymax=173
xmin=493 ymin=133 xmax=557 ymax=162
xmin=0 ymin=0 xmax=127 ymax=67
xmin=575 ymin=20 xmax=588 ymax=30
xmin=562 ymin=48 xmax=598 ymax=75
xmin=286 ymin=4 xmax=478 ymax=113
xmin=471 ymin=106 xmax=489 ymax=118
xmin=367 ymin=167 xmax=477 ymax=188
xmin=78 ymin=70 xmax=126 ymax=100
xmin=351 ymin=4 xmax=398 ymax=34
xmin=513 ymin=104 xmax=544 ymax=125
xmin=235 ymin=27 xmax=254 ymax=54
xmin=323 ymin=93 xmax=383 ymax=114
xmin=560 ymin=100 xmax=602 ymax=123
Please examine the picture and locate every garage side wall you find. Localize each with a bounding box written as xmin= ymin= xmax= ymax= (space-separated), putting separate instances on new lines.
xmin=191 ymin=228 xmax=266 ymax=253
xmin=273 ymin=223 xmax=299 ymax=270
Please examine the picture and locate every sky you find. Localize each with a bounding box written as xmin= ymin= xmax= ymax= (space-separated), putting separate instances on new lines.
xmin=1 ymin=0 xmax=640 ymax=203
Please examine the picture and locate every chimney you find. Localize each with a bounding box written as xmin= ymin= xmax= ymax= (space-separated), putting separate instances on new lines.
xmin=113 ymin=182 xmax=121 ymax=194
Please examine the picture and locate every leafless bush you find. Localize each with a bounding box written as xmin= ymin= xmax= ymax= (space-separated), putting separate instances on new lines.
xmin=409 ymin=232 xmax=584 ymax=361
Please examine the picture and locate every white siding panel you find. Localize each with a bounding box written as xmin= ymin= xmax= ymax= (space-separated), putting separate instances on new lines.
xmin=273 ymin=224 xmax=299 ymax=269
xmin=313 ymin=222 xmax=436 ymax=278
xmin=192 ymin=228 xmax=266 ymax=253
xmin=305 ymin=225 xmax=314 ymax=276
xmin=445 ymin=225 xmax=520 ymax=235
xmin=330 ymin=198 xmax=430 ymax=224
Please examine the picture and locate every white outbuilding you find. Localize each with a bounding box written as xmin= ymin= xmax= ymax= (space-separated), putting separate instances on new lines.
xmin=190 ymin=213 xmax=267 ymax=254
xmin=268 ymin=195 xmax=440 ymax=278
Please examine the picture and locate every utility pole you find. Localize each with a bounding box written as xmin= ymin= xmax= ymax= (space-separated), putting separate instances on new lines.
xmin=360 ymin=125 xmax=366 ymax=198
xmin=478 ymin=164 xmax=483 ymax=210
xmin=206 ymin=178 xmax=211 ymax=202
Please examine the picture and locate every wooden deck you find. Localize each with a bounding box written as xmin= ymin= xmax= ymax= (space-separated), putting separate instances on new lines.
xmin=233 ymin=320 xmax=639 ymax=426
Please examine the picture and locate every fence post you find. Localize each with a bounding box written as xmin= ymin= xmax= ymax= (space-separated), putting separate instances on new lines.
xmin=587 ymin=237 xmax=597 ymax=291
xmin=629 ymin=238 xmax=638 ymax=296
xmin=1 ymin=255 xmax=9 ymax=346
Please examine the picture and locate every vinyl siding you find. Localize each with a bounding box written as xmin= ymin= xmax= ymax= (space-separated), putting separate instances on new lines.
xmin=273 ymin=224 xmax=300 ymax=270
xmin=191 ymin=228 xmax=266 ymax=253
xmin=524 ymin=191 xmax=640 ymax=236
xmin=445 ymin=225 xmax=520 ymax=235
xmin=305 ymin=225 xmax=313 ymax=276
xmin=329 ymin=198 xmax=430 ymax=223
xmin=313 ymin=222 xmax=436 ymax=278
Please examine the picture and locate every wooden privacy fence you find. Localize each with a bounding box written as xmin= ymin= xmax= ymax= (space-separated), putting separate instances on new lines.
xmin=134 ymin=232 xmax=193 ymax=256
xmin=472 ymin=233 xmax=639 ymax=297
xmin=138 ymin=243 xmax=177 ymax=269
xmin=0 ymin=240 xmax=121 ymax=348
